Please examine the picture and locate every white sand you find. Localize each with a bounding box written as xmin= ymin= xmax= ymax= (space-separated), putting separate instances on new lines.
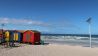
xmin=0 ymin=44 xmax=98 ymax=56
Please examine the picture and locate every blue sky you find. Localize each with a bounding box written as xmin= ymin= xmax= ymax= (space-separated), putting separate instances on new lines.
xmin=0 ymin=0 xmax=98 ymax=34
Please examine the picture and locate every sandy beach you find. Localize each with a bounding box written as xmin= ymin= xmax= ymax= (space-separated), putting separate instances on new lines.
xmin=0 ymin=44 xmax=98 ymax=56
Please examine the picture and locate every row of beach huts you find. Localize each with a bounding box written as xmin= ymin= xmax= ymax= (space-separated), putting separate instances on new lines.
xmin=0 ymin=29 xmax=41 ymax=45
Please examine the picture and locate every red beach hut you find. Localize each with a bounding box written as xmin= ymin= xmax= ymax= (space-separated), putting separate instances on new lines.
xmin=23 ymin=30 xmax=40 ymax=44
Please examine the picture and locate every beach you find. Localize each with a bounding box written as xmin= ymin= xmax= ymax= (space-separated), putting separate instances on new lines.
xmin=0 ymin=44 xmax=98 ymax=56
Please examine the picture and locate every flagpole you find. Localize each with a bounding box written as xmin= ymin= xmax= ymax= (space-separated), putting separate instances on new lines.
xmin=89 ymin=21 xmax=92 ymax=48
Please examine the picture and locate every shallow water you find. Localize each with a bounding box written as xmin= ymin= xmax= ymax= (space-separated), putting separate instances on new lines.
xmin=41 ymin=35 xmax=98 ymax=47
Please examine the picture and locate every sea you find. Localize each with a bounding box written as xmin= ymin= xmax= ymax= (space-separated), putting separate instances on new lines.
xmin=41 ymin=34 xmax=98 ymax=47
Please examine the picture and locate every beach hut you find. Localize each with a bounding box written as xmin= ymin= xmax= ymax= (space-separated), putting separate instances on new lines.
xmin=0 ymin=30 xmax=2 ymax=43
xmin=4 ymin=30 xmax=15 ymax=47
xmin=5 ymin=30 xmax=14 ymax=42
xmin=13 ymin=30 xmax=23 ymax=42
xmin=0 ymin=34 xmax=5 ymax=43
xmin=5 ymin=30 xmax=23 ymax=42
xmin=23 ymin=30 xmax=40 ymax=44
xmin=0 ymin=29 xmax=5 ymax=43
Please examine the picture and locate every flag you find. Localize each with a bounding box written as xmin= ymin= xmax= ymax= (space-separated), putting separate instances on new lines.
xmin=86 ymin=17 xmax=91 ymax=24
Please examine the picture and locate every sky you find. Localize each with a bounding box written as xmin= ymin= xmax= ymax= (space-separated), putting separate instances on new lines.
xmin=0 ymin=0 xmax=98 ymax=34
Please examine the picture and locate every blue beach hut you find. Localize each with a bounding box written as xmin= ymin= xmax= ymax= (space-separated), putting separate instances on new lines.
xmin=13 ymin=31 xmax=23 ymax=42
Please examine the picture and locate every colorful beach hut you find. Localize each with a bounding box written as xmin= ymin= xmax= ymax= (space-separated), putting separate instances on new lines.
xmin=4 ymin=30 xmax=15 ymax=46
xmin=0 ymin=29 xmax=5 ymax=43
xmin=13 ymin=30 xmax=23 ymax=42
xmin=23 ymin=30 xmax=40 ymax=44
xmin=5 ymin=30 xmax=14 ymax=42
xmin=5 ymin=30 xmax=23 ymax=42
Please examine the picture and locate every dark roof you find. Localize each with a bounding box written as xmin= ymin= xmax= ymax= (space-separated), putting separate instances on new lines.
xmin=32 ymin=30 xmax=40 ymax=33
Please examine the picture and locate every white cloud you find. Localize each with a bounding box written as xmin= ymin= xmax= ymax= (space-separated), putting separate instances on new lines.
xmin=0 ymin=17 xmax=80 ymax=33
xmin=0 ymin=17 xmax=49 ymax=27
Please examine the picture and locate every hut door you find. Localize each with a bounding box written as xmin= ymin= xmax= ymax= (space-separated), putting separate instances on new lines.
xmin=14 ymin=33 xmax=18 ymax=41
xmin=26 ymin=33 xmax=31 ymax=42
xmin=5 ymin=31 xmax=9 ymax=42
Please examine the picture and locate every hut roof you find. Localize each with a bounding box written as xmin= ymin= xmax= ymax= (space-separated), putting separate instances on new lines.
xmin=16 ymin=30 xmax=26 ymax=33
xmin=32 ymin=30 xmax=40 ymax=33
xmin=0 ymin=29 xmax=40 ymax=34
xmin=4 ymin=30 xmax=26 ymax=33
xmin=24 ymin=30 xmax=40 ymax=33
